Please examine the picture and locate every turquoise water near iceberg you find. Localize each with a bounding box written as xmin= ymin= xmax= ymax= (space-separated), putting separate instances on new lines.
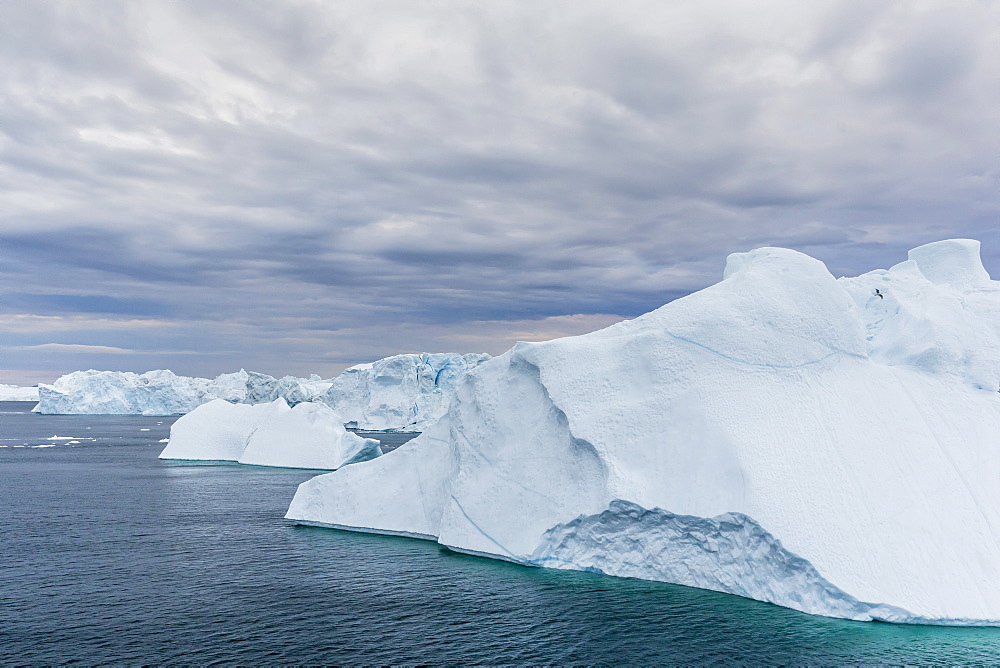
xmin=2 ymin=401 xmax=1000 ymax=663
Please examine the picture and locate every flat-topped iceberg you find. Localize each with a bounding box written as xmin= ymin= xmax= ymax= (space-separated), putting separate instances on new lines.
xmin=0 ymin=384 xmax=39 ymax=401
xmin=320 ymin=353 xmax=491 ymax=431
xmin=159 ymin=398 xmax=382 ymax=469
xmin=287 ymin=239 xmax=1000 ymax=625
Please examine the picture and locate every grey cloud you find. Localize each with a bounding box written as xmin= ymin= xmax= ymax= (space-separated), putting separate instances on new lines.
xmin=1 ymin=1 xmax=998 ymax=382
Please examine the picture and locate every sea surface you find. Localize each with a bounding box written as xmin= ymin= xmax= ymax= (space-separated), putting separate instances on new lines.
xmin=3 ymin=400 xmax=1000 ymax=664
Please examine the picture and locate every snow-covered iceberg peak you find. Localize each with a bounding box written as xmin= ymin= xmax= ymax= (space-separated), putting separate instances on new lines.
xmin=908 ymin=238 xmax=992 ymax=290
xmin=840 ymin=239 xmax=1000 ymax=390
xmin=288 ymin=239 xmax=1000 ymax=625
xmin=711 ymin=246 xmax=869 ymax=365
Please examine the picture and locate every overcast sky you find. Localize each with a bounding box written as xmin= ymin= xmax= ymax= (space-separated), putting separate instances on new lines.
xmin=1 ymin=1 xmax=998 ymax=384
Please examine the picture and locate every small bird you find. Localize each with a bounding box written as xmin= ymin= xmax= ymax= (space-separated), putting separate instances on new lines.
xmin=874 ymin=288 xmax=884 ymax=299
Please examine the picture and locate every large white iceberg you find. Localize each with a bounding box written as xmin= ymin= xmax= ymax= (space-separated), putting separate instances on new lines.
xmin=319 ymin=352 xmax=491 ymax=431
xmin=159 ymin=398 xmax=381 ymax=469
xmin=287 ymin=239 xmax=1000 ymax=625
xmin=0 ymin=384 xmax=39 ymax=401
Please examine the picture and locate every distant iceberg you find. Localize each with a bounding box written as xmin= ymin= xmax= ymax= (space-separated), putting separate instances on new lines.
xmin=34 ymin=353 xmax=490 ymax=428
xmin=159 ymin=398 xmax=382 ymax=469
xmin=34 ymin=369 xmax=254 ymax=415
xmin=320 ymin=353 xmax=492 ymax=431
xmin=286 ymin=239 xmax=1000 ymax=625
xmin=0 ymin=384 xmax=39 ymax=401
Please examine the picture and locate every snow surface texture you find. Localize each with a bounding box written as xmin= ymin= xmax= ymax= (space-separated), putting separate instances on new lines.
xmin=319 ymin=353 xmax=492 ymax=431
xmin=287 ymin=239 xmax=1000 ymax=625
xmin=159 ymin=398 xmax=381 ymax=469
xmin=0 ymin=384 xmax=39 ymax=401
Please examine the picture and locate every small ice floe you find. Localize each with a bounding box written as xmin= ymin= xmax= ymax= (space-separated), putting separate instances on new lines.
xmin=158 ymin=438 xmax=169 ymax=443
xmin=67 ymin=440 xmax=80 ymax=444
xmin=140 ymin=428 xmax=150 ymax=431
xmin=47 ymin=435 xmax=76 ymax=440
xmin=30 ymin=444 xmax=58 ymax=448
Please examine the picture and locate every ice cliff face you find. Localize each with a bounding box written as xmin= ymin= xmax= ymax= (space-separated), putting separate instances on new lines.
xmin=319 ymin=353 xmax=492 ymax=431
xmin=159 ymin=398 xmax=381 ymax=469
xmin=0 ymin=384 xmax=39 ymax=401
xmin=287 ymin=239 xmax=1000 ymax=625
xmin=531 ymin=500 xmax=909 ymax=623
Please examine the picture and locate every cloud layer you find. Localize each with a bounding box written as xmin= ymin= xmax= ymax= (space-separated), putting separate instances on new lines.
xmin=2 ymin=1 xmax=998 ymax=382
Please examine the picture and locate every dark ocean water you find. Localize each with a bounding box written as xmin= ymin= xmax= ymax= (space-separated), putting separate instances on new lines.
xmin=3 ymin=400 xmax=1000 ymax=664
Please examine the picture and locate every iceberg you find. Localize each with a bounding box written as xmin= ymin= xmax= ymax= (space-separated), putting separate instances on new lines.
xmin=34 ymin=354 xmax=487 ymax=427
xmin=34 ymin=369 xmax=330 ymax=416
xmin=319 ymin=352 xmax=491 ymax=431
xmin=244 ymin=372 xmax=332 ymax=406
xmin=34 ymin=369 xmax=232 ymax=415
xmin=286 ymin=239 xmax=1000 ymax=625
xmin=159 ymin=398 xmax=381 ymax=469
xmin=0 ymin=384 xmax=39 ymax=401
xmin=35 ymin=369 xmax=331 ymax=415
